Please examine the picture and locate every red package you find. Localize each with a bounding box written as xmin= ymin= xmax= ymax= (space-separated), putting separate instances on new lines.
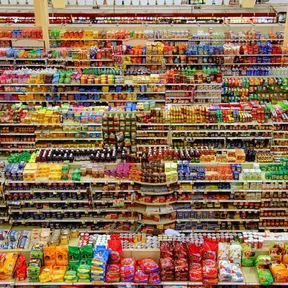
xmin=188 ymin=243 xmax=202 ymax=263
xmin=15 ymin=254 xmax=27 ymax=281
xmin=175 ymin=258 xmax=189 ymax=281
xmin=108 ymin=239 xmax=122 ymax=264
xmin=203 ymin=277 xmax=218 ymax=285
xmin=106 ymin=264 xmax=121 ymax=283
xmin=203 ymin=259 xmax=218 ymax=279
xmin=149 ymin=272 xmax=161 ymax=284
xmin=138 ymin=258 xmax=159 ymax=274
xmin=134 ymin=269 xmax=149 ymax=283
xmin=189 ymin=262 xmax=202 ymax=282
xmin=203 ymin=239 xmax=218 ymax=261
xmin=160 ymin=241 xmax=173 ymax=258
xmin=174 ymin=241 xmax=188 ymax=259
xmin=160 ymin=257 xmax=174 ymax=281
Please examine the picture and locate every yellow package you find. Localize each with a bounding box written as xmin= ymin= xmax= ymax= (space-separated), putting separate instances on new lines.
xmin=39 ymin=267 xmax=52 ymax=283
xmin=51 ymin=265 xmax=66 ymax=282
xmin=270 ymin=263 xmax=288 ymax=283
xmin=0 ymin=252 xmax=18 ymax=280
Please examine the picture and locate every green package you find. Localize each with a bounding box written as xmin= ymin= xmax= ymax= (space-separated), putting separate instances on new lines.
xmin=68 ymin=246 xmax=81 ymax=264
xmin=81 ymin=244 xmax=93 ymax=259
xmin=257 ymin=268 xmax=274 ymax=286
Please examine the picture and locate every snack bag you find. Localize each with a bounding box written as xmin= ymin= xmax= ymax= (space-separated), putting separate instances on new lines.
xmin=174 ymin=258 xmax=189 ymax=281
xmin=108 ymin=239 xmax=122 ymax=264
xmin=159 ymin=257 xmax=174 ymax=281
xmin=134 ymin=268 xmax=149 ymax=283
xmin=39 ymin=267 xmax=52 ymax=283
xmin=241 ymin=242 xmax=256 ymax=267
xmin=203 ymin=239 xmax=217 ymax=261
xmin=120 ymin=257 xmax=136 ymax=282
xmin=16 ymin=254 xmax=27 ymax=281
xmin=218 ymin=243 xmax=229 ymax=260
xmin=55 ymin=247 xmax=68 ymax=266
xmin=188 ymin=242 xmax=202 ymax=263
xmin=269 ymin=262 xmax=288 ymax=283
xmin=149 ymin=272 xmax=161 ymax=284
xmin=229 ymin=243 xmax=242 ymax=267
xmin=231 ymin=264 xmax=244 ymax=282
xmin=0 ymin=252 xmax=18 ymax=280
xmin=189 ymin=262 xmax=202 ymax=282
xmin=203 ymin=259 xmax=217 ymax=279
xmin=160 ymin=241 xmax=173 ymax=258
xmin=105 ymin=264 xmax=120 ymax=283
xmin=282 ymin=243 xmax=288 ymax=264
xmin=81 ymin=244 xmax=93 ymax=260
xmin=218 ymin=260 xmax=232 ymax=282
xmin=51 ymin=266 xmax=66 ymax=282
xmin=269 ymin=242 xmax=284 ymax=261
xmin=43 ymin=247 xmax=56 ymax=266
xmin=257 ymin=268 xmax=274 ymax=285
xmin=138 ymin=258 xmax=159 ymax=274
xmin=68 ymin=246 xmax=81 ymax=264
xmin=255 ymin=255 xmax=271 ymax=269
xmin=174 ymin=241 xmax=188 ymax=259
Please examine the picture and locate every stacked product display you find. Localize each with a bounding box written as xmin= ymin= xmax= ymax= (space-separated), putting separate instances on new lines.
xmin=0 ymin=2 xmax=287 ymax=286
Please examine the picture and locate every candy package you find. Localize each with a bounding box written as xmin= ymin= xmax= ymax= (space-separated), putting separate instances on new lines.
xmin=105 ymin=264 xmax=120 ymax=283
xmin=43 ymin=247 xmax=56 ymax=266
xmin=159 ymin=257 xmax=174 ymax=281
xmin=108 ymin=239 xmax=122 ymax=264
xmin=241 ymin=242 xmax=256 ymax=267
xmin=39 ymin=267 xmax=52 ymax=283
xmin=203 ymin=259 xmax=217 ymax=279
xmin=269 ymin=262 xmax=288 ymax=283
xmin=51 ymin=266 xmax=66 ymax=282
xmin=174 ymin=258 xmax=188 ymax=281
xmin=283 ymin=243 xmax=288 ymax=265
xmin=138 ymin=258 xmax=159 ymax=274
xmin=269 ymin=242 xmax=284 ymax=262
xmin=189 ymin=262 xmax=202 ymax=282
xmin=203 ymin=239 xmax=217 ymax=261
xmin=160 ymin=241 xmax=173 ymax=258
xmin=174 ymin=241 xmax=188 ymax=259
xmin=16 ymin=254 xmax=27 ymax=281
xmin=68 ymin=246 xmax=81 ymax=264
xmin=149 ymin=272 xmax=161 ymax=284
xmin=0 ymin=252 xmax=18 ymax=280
xmin=218 ymin=260 xmax=232 ymax=282
xmin=120 ymin=257 xmax=136 ymax=282
xmin=257 ymin=268 xmax=274 ymax=286
xmin=231 ymin=264 xmax=244 ymax=282
xmin=134 ymin=269 xmax=149 ymax=283
xmin=218 ymin=243 xmax=229 ymax=260
xmin=188 ymin=242 xmax=202 ymax=263
xmin=255 ymin=255 xmax=271 ymax=269
xmin=81 ymin=245 xmax=93 ymax=260
xmin=55 ymin=247 xmax=68 ymax=266
xmin=229 ymin=243 xmax=242 ymax=267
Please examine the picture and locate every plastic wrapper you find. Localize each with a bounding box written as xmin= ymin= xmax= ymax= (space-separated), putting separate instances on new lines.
xmin=175 ymin=258 xmax=188 ymax=281
xmin=255 ymin=255 xmax=271 ymax=269
xmin=138 ymin=258 xmax=159 ymax=274
xmin=174 ymin=241 xmax=188 ymax=259
xmin=241 ymin=243 xmax=256 ymax=267
xmin=160 ymin=241 xmax=173 ymax=258
xmin=203 ymin=239 xmax=217 ymax=261
xmin=120 ymin=257 xmax=136 ymax=282
xmin=218 ymin=243 xmax=229 ymax=260
xmin=105 ymin=264 xmax=120 ymax=283
xmin=218 ymin=260 xmax=232 ymax=282
xmin=269 ymin=262 xmax=288 ymax=283
xmin=160 ymin=257 xmax=174 ymax=281
xmin=108 ymin=239 xmax=122 ymax=264
xmin=229 ymin=243 xmax=242 ymax=267
xmin=257 ymin=268 xmax=274 ymax=286
xmin=203 ymin=259 xmax=217 ymax=279
xmin=189 ymin=262 xmax=202 ymax=282
xmin=231 ymin=264 xmax=244 ymax=282
xmin=149 ymin=272 xmax=161 ymax=284
xmin=188 ymin=242 xmax=202 ymax=263
xmin=269 ymin=242 xmax=284 ymax=262
xmin=283 ymin=243 xmax=288 ymax=265
xmin=134 ymin=269 xmax=149 ymax=283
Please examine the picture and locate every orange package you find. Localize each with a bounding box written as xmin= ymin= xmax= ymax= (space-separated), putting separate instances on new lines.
xmin=270 ymin=263 xmax=288 ymax=283
xmin=55 ymin=247 xmax=68 ymax=266
xmin=43 ymin=247 xmax=56 ymax=266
